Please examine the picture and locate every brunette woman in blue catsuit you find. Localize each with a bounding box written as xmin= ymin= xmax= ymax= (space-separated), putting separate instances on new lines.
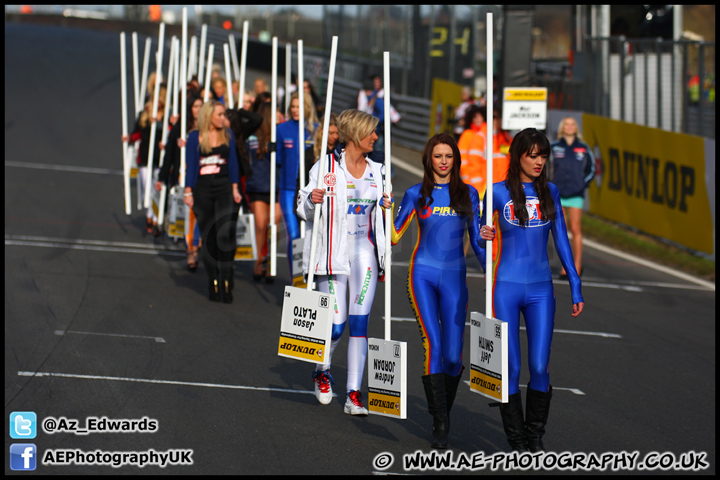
xmin=479 ymin=128 xmax=584 ymax=453
xmin=389 ymin=133 xmax=484 ymax=449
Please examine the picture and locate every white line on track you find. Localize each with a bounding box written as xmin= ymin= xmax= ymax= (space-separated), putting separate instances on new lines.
xmin=6 ymin=235 xmax=705 ymax=291
xmin=17 ymin=370 xmax=583 ymax=398
xmin=391 ymin=260 xmax=708 ymax=292
xmin=461 ymin=380 xmax=585 ymax=395
xmin=5 ymin=161 xmax=123 ymax=175
xmin=17 ymin=371 xmax=330 ymax=397
xmin=55 ymin=330 xmax=166 ymax=343
xmin=387 ymin=317 xmax=622 ymax=339
xmin=4 ymin=234 xmax=288 ymax=259
xmin=392 ymin=156 xmax=424 ymax=178
xmin=583 ymin=238 xmax=715 ymax=291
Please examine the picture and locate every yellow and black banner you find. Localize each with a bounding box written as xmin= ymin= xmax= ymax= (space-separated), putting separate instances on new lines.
xmin=469 ymin=365 xmax=502 ymax=401
xmin=429 ymin=78 xmax=464 ymax=138
xmin=367 ymin=388 xmax=402 ymax=418
xmin=277 ymin=332 xmax=326 ymax=363
xmin=234 ymin=246 xmax=254 ymax=260
xmin=167 ymin=219 xmax=184 ymax=238
xmin=583 ymin=114 xmax=714 ymax=254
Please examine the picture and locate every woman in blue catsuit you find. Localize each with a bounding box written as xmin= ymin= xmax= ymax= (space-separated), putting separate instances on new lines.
xmin=479 ymin=127 xmax=584 ymax=453
xmin=390 ymin=132 xmax=484 ymax=449
xmin=276 ymin=93 xmax=318 ymax=281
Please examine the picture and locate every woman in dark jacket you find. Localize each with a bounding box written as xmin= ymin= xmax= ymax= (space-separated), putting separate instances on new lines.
xmin=156 ymin=94 xmax=203 ymax=271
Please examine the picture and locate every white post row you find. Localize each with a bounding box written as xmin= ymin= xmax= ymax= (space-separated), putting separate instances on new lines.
xmin=136 ymin=36 xmax=152 ymax=211
xmin=131 ymin=32 xmax=140 ymax=117
xmin=365 ymin=51 xmax=406 ymax=421
xmin=229 ymin=33 xmax=241 ymax=84
xmin=198 ymin=24 xmax=207 ymax=91
xmin=156 ymin=36 xmax=177 ymax=228
xmin=179 ymin=9 xmax=188 ymax=187
xmin=172 ymin=37 xmax=179 ymax=119
xmin=269 ymin=36 xmax=279 ymax=277
xmin=485 ymin=13 xmax=494 ymax=316
xmin=285 ymin=42 xmax=292 ymax=113
xmin=180 ymin=8 xmax=190 ymax=237
xmin=120 ymin=32 xmax=131 ymax=215
xmin=306 ymin=36 xmax=338 ymax=291
xmin=188 ymin=35 xmax=197 ymax=80
xmin=138 ymin=37 xmax=151 ymax=119
xmin=297 ymin=39 xmax=305 ymax=234
xmin=383 ymin=51 xmax=393 ymax=342
xmin=223 ymin=43 xmax=234 ymax=109
xmin=144 ymin=22 xmax=165 ymax=209
xmin=203 ymin=43 xmax=214 ymax=103
xmin=238 ymin=21 xmax=249 ymax=109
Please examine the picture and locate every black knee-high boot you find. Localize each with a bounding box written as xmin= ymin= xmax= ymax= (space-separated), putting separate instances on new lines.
xmin=208 ymin=277 xmax=221 ymax=302
xmin=525 ymin=385 xmax=552 ymax=452
xmin=221 ymin=265 xmax=234 ymax=304
xmin=498 ymin=392 xmax=529 ymax=452
xmin=421 ymin=373 xmax=449 ymax=449
xmin=444 ymin=366 xmax=464 ymax=414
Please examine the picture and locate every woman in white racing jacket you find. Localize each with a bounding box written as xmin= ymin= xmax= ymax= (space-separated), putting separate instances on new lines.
xmin=296 ymin=109 xmax=391 ymax=416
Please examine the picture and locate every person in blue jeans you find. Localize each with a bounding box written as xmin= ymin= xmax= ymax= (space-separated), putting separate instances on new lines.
xmin=479 ymin=128 xmax=584 ymax=452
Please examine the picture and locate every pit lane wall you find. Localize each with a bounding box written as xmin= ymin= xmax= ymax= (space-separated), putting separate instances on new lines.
xmin=548 ymin=110 xmax=715 ymax=258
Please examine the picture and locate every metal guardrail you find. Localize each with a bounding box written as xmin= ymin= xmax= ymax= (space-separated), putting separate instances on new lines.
xmin=319 ymin=76 xmax=431 ymax=151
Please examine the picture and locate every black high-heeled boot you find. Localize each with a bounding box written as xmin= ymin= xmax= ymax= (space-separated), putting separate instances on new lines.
xmin=421 ymin=373 xmax=449 ymax=449
xmin=208 ymin=279 xmax=221 ymax=302
xmin=444 ymin=366 xmax=464 ymax=415
xmin=525 ymin=385 xmax=552 ymax=452
xmin=222 ymin=279 xmax=233 ymax=304
xmin=498 ymin=392 xmax=529 ymax=452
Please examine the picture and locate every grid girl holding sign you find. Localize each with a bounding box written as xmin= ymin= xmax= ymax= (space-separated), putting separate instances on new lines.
xmin=297 ymin=109 xmax=391 ymax=416
xmin=389 ymin=132 xmax=484 ymax=449
xmin=184 ymin=100 xmax=242 ymax=303
xmin=479 ymin=128 xmax=584 ymax=453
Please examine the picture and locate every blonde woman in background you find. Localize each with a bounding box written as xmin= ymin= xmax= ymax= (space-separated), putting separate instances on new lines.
xmin=549 ymin=117 xmax=595 ymax=279
xmin=184 ymin=100 xmax=242 ymax=303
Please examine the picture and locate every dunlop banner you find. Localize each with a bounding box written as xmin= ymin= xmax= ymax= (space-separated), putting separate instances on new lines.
xmin=469 ymin=312 xmax=508 ymax=403
xmin=583 ymin=114 xmax=713 ymax=254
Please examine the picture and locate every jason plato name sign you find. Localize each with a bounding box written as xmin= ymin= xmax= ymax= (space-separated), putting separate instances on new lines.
xmin=278 ymin=286 xmax=334 ymax=364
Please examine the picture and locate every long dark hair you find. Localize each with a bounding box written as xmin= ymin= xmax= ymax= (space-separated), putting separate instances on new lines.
xmin=505 ymin=128 xmax=555 ymax=226
xmin=255 ymin=102 xmax=272 ymax=158
xmin=419 ymin=133 xmax=472 ymax=217
xmin=186 ymin=94 xmax=202 ymax=134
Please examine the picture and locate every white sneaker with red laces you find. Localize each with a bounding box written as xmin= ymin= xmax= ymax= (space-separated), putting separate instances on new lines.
xmin=343 ymin=390 xmax=369 ymax=415
xmin=312 ymin=370 xmax=333 ymax=405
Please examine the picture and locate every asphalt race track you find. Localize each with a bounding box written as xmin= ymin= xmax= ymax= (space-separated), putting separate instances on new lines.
xmin=4 ymin=23 xmax=715 ymax=475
